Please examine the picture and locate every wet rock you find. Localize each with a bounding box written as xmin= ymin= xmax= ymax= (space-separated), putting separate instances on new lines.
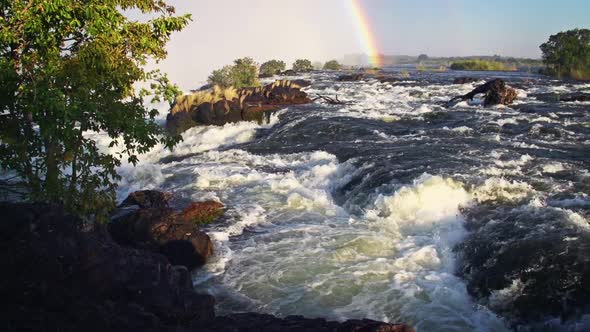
xmin=280 ymin=69 xmax=297 ymax=76
xmin=456 ymin=205 xmax=590 ymax=327
xmin=195 ymin=313 xmax=414 ymax=332
xmin=0 ymin=202 xmax=215 ymax=332
xmin=109 ymin=192 xmax=223 ymax=268
xmin=179 ymin=201 xmax=225 ymax=225
xmin=120 ymin=190 xmax=172 ymax=209
xmin=533 ymin=92 xmax=590 ymax=103
xmin=375 ymin=75 xmax=398 ymax=84
xmin=447 ymin=78 xmax=517 ymax=107
xmin=338 ymin=73 xmax=365 ymax=81
xmin=166 ymin=80 xmax=311 ymax=134
xmin=453 ymin=77 xmax=478 ymax=84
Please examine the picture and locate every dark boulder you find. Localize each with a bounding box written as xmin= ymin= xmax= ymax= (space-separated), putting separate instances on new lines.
xmin=120 ymin=189 xmax=172 ymax=209
xmin=280 ymin=69 xmax=297 ymax=76
xmin=447 ymin=78 xmax=518 ymax=107
xmin=195 ymin=313 xmax=414 ymax=332
xmin=453 ymin=77 xmax=478 ymax=84
xmin=338 ymin=73 xmax=365 ymax=82
xmin=109 ymin=192 xmax=223 ymax=268
xmin=0 ymin=202 xmax=215 ymax=332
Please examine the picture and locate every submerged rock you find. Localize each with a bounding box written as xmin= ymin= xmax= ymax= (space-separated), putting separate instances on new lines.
xmin=109 ymin=191 xmax=223 ymax=268
xmin=453 ymin=77 xmax=478 ymax=84
xmin=166 ymin=80 xmax=311 ymax=134
xmin=456 ymin=205 xmax=590 ymax=327
xmin=447 ymin=78 xmax=518 ymax=107
xmin=533 ymin=92 xmax=590 ymax=103
xmin=337 ymin=73 xmax=365 ymax=82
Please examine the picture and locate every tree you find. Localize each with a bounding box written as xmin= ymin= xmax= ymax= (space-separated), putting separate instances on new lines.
xmin=207 ymin=57 xmax=260 ymax=88
xmin=540 ymin=29 xmax=590 ymax=80
xmin=323 ymin=60 xmax=342 ymax=70
xmin=259 ymin=59 xmax=286 ymax=77
xmin=417 ymin=54 xmax=429 ymax=63
xmin=208 ymin=65 xmax=234 ymax=88
xmin=292 ymin=59 xmax=313 ymax=72
xmin=0 ymin=0 xmax=190 ymax=220
xmin=230 ymin=57 xmax=259 ymax=88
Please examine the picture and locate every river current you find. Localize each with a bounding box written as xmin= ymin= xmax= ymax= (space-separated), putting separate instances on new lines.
xmin=111 ymin=69 xmax=590 ymax=331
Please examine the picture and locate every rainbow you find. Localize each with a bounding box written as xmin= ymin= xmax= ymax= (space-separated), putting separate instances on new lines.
xmin=349 ymin=0 xmax=383 ymax=68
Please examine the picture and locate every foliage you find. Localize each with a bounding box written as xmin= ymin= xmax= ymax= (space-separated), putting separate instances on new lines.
xmin=208 ymin=57 xmax=260 ymax=88
xmin=417 ymin=54 xmax=429 ymax=62
xmin=540 ymin=29 xmax=590 ymax=80
xmin=230 ymin=57 xmax=259 ymax=88
xmin=259 ymin=59 xmax=286 ymax=76
xmin=207 ymin=65 xmax=234 ymax=88
xmin=292 ymin=59 xmax=313 ymax=72
xmin=0 ymin=0 xmax=190 ymax=220
xmin=323 ymin=60 xmax=342 ymax=70
xmin=450 ymin=60 xmax=517 ymax=71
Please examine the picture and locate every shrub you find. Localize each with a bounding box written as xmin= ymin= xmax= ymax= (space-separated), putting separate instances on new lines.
xmin=207 ymin=65 xmax=234 ymax=88
xmin=231 ymin=58 xmax=260 ymax=88
xmin=259 ymin=60 xmax=286 ymax=76
xmin=323 ymin=60 xmax=342 ymax=70
xmin=450 ymin=60 xmax=516 ymax=71
xmin=208 ymin=58 xmax=260 ymax=89
xmin=540 ymin=29 xmax=590 ymax=80
xmin=292 ymin=59 xmax=314 ymax=72
xmin=0 ymin=0 xmax=189 ymax=220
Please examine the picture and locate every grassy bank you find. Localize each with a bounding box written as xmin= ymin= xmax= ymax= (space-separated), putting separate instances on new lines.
xmin=450 ymin=60 xmax=517 ymax=71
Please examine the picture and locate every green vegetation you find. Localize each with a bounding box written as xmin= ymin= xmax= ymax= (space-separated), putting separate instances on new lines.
xmin=323 ymin=60 xmax=342 ymax=70
xmin=0 ymin=0 xmax=189 ymax=220
xmin=292 ymin=59 xmax=313 ymax=72
xmin=259 ymin=59 xmax=286 ymax=77
xmin=208 ymin=57 xmax=260 ymax=88
xmin=540 ymin=29 xmax=590 ymax=80
xmin=417 ymin=54 xmax=429 ymax=63
xmin=450 ymin=59 xmax=517 ymax=71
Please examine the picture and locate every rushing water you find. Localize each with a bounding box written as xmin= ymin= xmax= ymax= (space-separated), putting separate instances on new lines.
xmin=113 ymin=69 xmax=590 ymax=331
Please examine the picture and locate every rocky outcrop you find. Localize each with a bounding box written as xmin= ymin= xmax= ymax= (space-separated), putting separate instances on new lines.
xmin=196 ymin=313 xmax=414 ymax=332
xmin=166 ymin=80 xmax=312 ymax=134
xmin=109 ymin=191 xmax=223 ymax=269
xmin=0 ymin=202 xmax=414 ymax=332
xmin=447 ymin=78 xmax=517 ymax=107
xmin=0 ymin=202 xmax=215 ymax=332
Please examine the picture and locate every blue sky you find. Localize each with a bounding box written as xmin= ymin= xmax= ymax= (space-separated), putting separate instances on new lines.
xmin=156 ymin=0 xmax=590 ymax=88
xmin=365 ymin=0 xmax=590 ymax=57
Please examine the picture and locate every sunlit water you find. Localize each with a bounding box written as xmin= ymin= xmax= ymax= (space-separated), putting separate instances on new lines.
xmin=111 ymin=69 xmax=590 ymax=331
